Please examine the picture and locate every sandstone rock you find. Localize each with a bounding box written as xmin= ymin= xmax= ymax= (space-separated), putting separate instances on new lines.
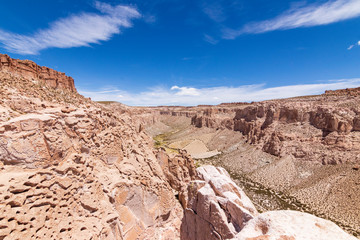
xmin=0 ymin=67 xmax=189 ymax=239
xmin=157 ymin=148 xmax=196 ymax=192
xmin=0 ymin=54 xmax=76 ymax=92
xmin=235 ymin=210 xmax=357 ymax=240
xmin=181 ymin=166 xmax=258 ymax=240
xmin=154 ymin=94 xmax=360 ymax=165
xmin=61 ymin=106 xmax=76 ymax=113
xmin=181 ymin=166 xmax=357 ymax=240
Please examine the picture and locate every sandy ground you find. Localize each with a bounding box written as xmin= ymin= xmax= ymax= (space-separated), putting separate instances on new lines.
xmin=169 ymin=139 xmax=221 ymax=159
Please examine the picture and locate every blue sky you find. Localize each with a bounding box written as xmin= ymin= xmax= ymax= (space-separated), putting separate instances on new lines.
xmin=1 ymin=0 xmax=360 ymax=106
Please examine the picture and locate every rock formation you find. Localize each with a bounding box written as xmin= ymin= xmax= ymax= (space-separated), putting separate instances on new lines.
xmin=0 ymin=54 xmax=76 ymax=92
xmin=0 ymin=70 xmax=195 ymax=239
xmin=181 ymin=165 xmax=357 ymax=240
xmin=180 ymin=165 xmax=258 ymax=240
xmin=151 ymin=94 xmax=360 ymax=165
xmin=133 ymin=92 xmax=360 ymax=236
xmin=324 ymin=87 xmax=360 ymax=96
xmin=1 ymin=56 xmax=358 ymax=239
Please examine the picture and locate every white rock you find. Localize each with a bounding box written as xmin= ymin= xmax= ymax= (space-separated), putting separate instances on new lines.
xmin=235 ymin=210 xmax=357 ymax=240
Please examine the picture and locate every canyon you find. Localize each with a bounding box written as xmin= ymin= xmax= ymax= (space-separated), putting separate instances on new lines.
xmin=138 ymin=90 xmax=360 ymax=236
xmin=0 ymin=55 xmax=358 ymax=239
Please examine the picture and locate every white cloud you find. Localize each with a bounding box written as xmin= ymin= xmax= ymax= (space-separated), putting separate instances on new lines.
xmin=202 ymin=2 xmax=226 ymax=23
xmin=203 ymin=34 xmax=219 ymax=45
xmin=171 ymin=86 xmax=201 ymax=96
xmin=78 ymin=78 xmax=360 ymax=106
xmin=348 ymin=40 xmax=360 ymax=50
xmin=223 ymin=0 xmax=360 ymax=39
xmin=0 ymin=2 xmax=141 ymax=54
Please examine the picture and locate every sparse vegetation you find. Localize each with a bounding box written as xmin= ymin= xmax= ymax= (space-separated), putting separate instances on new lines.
xmin=153 ymin=133 xmax=179 ymax=154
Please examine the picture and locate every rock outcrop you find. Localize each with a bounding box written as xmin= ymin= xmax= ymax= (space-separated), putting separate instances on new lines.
xmin=0 ymin=70 xmax=195 ymax=239
xmin=181 ymin=166 xmax=357 ymax=240
xmin=180 ymin=165 xmax=258 ymax=240
xmin=237 ymin=210 xmax=357 ymax=240
xmin=0 ymin=54 xmax=76 ymax=92
xmin=324 ymin=87 xmax=360 ymax=96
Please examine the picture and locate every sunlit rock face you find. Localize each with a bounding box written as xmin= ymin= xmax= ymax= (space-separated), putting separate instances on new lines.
xmin=236 ymin=210 xmax=357 ymax=240
xmin=0 ymin=68 xmax=196 ymax=239
xmin=0 ymin=54 xmax=76 ymax=92
xmin=180 ymin=165 xmax=258 ymax=240
xmin=180 ymin=166 xmax=357 ymax=240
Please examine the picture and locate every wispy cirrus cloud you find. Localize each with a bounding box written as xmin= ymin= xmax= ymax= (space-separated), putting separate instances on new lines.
xmin=79 ymin=78 xmax=360 ymax=106
xmin=0 ymin=2 xmax=141 ymax=54
xmin=203 ymin=34 xmax=219 ymax=45
xmin=202 ymin=2 xmax=226 ymax=23
xmin=347 ymin=40 xmax=360 ymax=50
xmin=223 ymin=0 xmax=360 ymax=39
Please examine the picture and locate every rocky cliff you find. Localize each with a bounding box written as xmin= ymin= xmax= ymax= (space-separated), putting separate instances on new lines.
xmin=0 ymin=70 xmax=195 ymax=239
xmin=0 ymin=58 xmax=358 ymax=239
xmin=154 ymin=93 xmax=360 ymax=165
xmin=0 ymin=54 xmax=76 ymax=92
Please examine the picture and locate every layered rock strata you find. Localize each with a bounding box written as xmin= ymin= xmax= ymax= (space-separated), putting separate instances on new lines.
xmin=151 ymin=93 xmax=360 ymax=165
xmin=0 ymin=54 xmax=76 ymax=92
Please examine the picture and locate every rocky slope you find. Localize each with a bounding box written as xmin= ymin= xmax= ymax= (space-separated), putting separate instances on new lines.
xmin=0 ymin=70 xmax=195 ymax=239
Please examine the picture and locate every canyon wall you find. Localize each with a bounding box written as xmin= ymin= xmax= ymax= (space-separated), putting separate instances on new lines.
xmin=1 ymin=56 xmax=358 ymax=239
xmin=155 ymin=94 xmax=360 ymax=165
xmin=0 ymin=54 xmax=76 ymax=92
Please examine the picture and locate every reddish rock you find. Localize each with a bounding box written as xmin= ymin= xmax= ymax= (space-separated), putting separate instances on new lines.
xmin=324 ymin=87 xmax=360 ymax=96
xmin=151 ymin=92 xmax=360 ymax=165
xmin=0 ymin=54 xmax=76 ymax=92
xmin=0 ymin=70 xmax=187 ymax=240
